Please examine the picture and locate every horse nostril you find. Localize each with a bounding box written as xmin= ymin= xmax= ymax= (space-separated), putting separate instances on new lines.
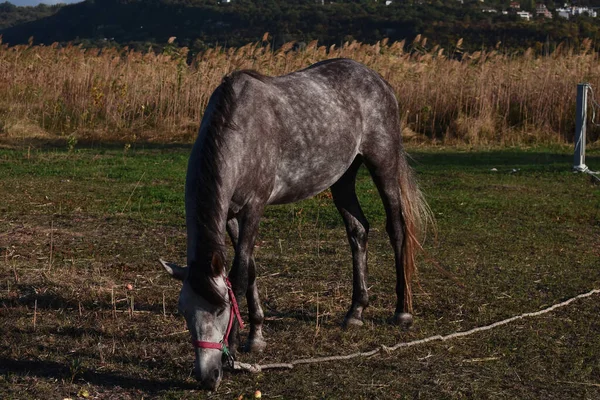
xmin=212 ymin=368 xmax=220 ymax=381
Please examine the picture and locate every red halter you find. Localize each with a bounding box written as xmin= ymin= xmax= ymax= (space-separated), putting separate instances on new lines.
xmin=192 ymin=276 xmax=245 ymax=353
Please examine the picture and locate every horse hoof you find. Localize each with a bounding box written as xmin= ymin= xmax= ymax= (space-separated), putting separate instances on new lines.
xmin=343 ymin=317 xmax=364 ymax=328
xmin=245 ymin=338 xmax=267 ymax=353
xmin=393 ymin=312 xmax=413 ymax=328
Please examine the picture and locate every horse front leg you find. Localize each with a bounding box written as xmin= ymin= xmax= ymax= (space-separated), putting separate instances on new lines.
xmin=226 ymin=209 xmax=266 ymax=355
xmin=226 ymin=218 xmax=266 ymax=353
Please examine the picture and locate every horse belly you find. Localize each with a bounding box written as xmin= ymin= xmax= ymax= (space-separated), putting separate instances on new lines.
xmin=267 ymin=153 xmax=356 ymax=205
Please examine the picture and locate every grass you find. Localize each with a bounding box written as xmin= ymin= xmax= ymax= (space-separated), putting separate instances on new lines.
xmin=1 ymin=141 xmax=599 ymax=399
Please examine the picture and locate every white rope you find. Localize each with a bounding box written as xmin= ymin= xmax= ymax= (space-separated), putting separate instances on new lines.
xmin=234 ymin=288 xmax=600 ymax=373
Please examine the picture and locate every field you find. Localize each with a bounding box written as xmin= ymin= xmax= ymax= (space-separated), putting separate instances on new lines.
xmin=1 ymin=140 xmax=599 ymax=399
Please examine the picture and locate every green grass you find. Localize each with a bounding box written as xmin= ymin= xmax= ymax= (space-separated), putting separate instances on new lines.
xmin=1 ymin=141 xmax=599 ymax=399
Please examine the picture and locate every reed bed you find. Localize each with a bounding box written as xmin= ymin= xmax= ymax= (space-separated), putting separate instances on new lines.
xmin=1 ymin=35 xmax=600 ymax=144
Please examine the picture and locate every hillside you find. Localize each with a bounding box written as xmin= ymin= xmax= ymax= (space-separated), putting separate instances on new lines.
xmin=0 ymin=2 xmax=64 ymax=30
xmin=1 ymin=0 xmax=600 ymax=53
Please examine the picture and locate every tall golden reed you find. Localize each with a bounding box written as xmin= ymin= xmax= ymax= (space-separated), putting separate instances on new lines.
xmin=0 ymin=36 xmax=599 ymax=144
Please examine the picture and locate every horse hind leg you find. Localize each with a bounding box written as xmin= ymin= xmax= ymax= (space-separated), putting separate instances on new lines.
xmin=226 ymin=218 xmax=266 ymax=353
xmin=366 ymin=161 xmax=414 ymax=328
xmin=331 ymin=158 xmax=370 ymax=328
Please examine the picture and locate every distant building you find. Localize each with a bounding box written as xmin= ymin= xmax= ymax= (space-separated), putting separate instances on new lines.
xmin=573 ymin=5 xmax=597 ymax=17
xmin=482 ymin=7 xmax=497 ymax=12
xmin=509 ymin=2 xmax=521 ymax=10
xmin=536 ymin=3 xmax=553 ymax=18
xmin=516 ymin=10 xmax=532 ymax=20
xmin=556 ymin=5 xmax=598 ymax=18
xmin=557 ymin=8 xmax=570 ymax=18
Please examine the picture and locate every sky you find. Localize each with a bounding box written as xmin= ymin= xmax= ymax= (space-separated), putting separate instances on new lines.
xmin=7 ymin=0 xmax=82 ymax=6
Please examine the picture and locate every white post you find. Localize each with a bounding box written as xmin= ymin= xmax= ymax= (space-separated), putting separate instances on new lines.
xmin=574 ymin=83 xmax=590 ymax=172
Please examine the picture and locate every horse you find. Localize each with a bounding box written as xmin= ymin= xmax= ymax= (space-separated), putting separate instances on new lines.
xmin=160 ymin=58 xmax=431 ymax=390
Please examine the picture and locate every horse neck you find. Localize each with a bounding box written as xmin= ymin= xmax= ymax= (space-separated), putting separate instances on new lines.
xmin=185 ymin=148 xmax=232 ymax=274
xmin=185 ymin=186 xmax=228 ymax=268
xmin=186 ymin=81 xmax=240 ymax=274
xmin=185 ymin=196 xmax=228 ymax=305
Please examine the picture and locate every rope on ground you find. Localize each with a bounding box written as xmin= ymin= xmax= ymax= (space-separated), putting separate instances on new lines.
xmin=233 ymin=288 xmax=600 ymax=373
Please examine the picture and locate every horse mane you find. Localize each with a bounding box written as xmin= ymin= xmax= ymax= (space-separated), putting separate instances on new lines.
xmin=187 ymin=70 xmax=264 ymax=306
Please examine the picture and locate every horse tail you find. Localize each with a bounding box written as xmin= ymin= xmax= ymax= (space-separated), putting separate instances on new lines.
xmin=398 ymin=153 xmax=434 ymax=314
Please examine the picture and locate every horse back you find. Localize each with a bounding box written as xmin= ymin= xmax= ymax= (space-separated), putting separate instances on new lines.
xmin=222 ymin=59 xmax=401 ymax=205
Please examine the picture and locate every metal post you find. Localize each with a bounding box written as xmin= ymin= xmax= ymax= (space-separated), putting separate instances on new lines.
xmin=574 ymin=83 xmax=590 ymax=172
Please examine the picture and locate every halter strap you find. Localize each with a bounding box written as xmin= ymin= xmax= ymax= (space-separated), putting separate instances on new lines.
xmin=193 ymin=340 xmax=223 ymax=350
xmin=192 ymin=276 xmax=244 ymax=352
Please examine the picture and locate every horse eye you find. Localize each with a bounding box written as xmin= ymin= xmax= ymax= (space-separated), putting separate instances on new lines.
xmin=216 ymin=308 xmax=226 ymax=317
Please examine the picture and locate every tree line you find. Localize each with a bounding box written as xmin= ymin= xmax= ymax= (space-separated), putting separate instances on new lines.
xmin=1 ymin=0 xmax=600 ymax=53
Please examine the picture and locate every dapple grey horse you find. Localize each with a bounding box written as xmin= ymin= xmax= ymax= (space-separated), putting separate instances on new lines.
xmin=161 ymin=58 xmax=431 ymax=390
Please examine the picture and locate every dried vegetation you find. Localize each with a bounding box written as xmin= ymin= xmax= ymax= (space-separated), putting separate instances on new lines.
xmin=1 ymin=36 xmax=600 ymax=144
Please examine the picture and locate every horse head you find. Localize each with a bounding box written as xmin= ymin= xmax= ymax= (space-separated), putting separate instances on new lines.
xmin=160 ymin=257 xmax=237 ymax=391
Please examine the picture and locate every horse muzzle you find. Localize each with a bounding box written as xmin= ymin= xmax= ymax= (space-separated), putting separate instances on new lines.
xmin=195 ymin=364 xmax=222 ymax=390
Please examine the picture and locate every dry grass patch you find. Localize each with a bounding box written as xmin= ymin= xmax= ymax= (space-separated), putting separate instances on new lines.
xmin=1 ymin=37 xmax=600 ymax=145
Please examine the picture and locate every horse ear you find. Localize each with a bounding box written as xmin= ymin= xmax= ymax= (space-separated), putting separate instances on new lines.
xmin=160 ymin=259 xmax=188 ymax=281
xmin=211 ymin=252 xmax=224 ymax=276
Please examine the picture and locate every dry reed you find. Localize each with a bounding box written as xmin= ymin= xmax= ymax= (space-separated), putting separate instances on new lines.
xmin=1 ymin=36 xmax=599 ymax=144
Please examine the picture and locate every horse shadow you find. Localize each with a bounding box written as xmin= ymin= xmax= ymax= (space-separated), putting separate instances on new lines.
xmin=0 ymin=358 xmax=197 ymax=392
xmin=3 ymin=283 xmax=169 ymax=315
xmin=263 ymin=308 xmax=402 ymax=328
